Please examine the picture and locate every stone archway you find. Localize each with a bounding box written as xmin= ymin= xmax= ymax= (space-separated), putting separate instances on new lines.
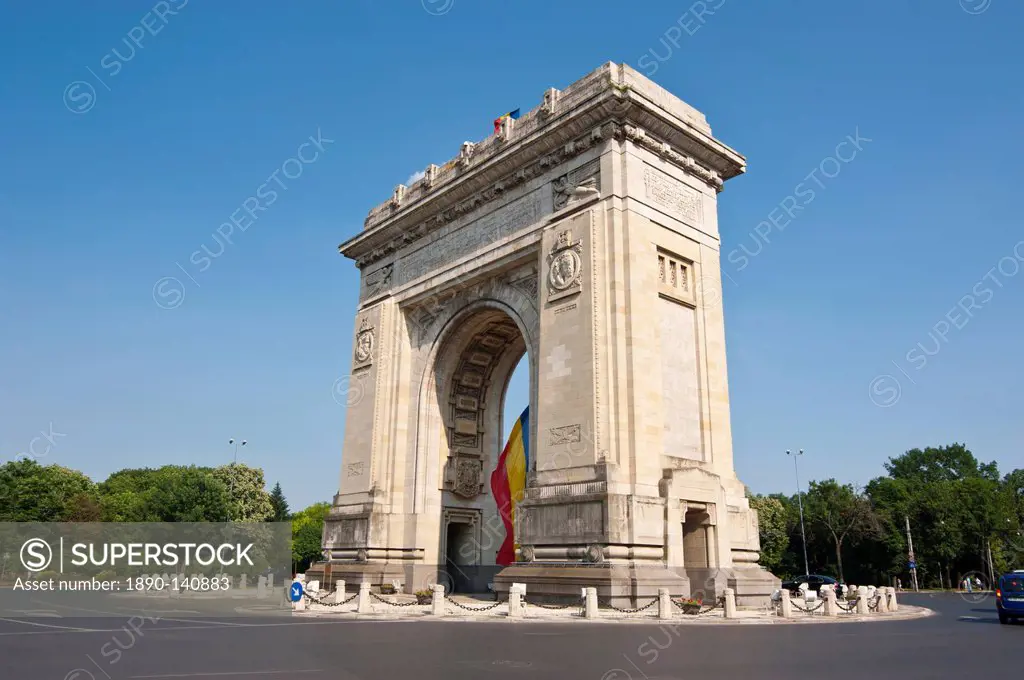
xmin=410 ymin=285 xmax=538 ymax=592
xmin=319 ymin=62 xmax=780 ymax=607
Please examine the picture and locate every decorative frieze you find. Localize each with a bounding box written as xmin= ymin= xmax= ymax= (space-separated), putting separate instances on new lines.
xmin=643 ymin=166 xmax=702 ymax=226
xmin=353 ymin=120 xmax=722 ymax=270
xmin=397 ymin=190 xmax=542 ymax=285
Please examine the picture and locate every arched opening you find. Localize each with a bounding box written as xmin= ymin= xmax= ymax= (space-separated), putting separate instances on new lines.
xmin=420 ymin=302 xmax=534 ymax=594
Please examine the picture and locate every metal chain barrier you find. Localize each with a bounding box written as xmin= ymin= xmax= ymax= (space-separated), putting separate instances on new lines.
xmin=368 ymin=591 xmax=425 ymax=607
xmin=673 ymin=595 xmax=724 ymax=615
xmin=835 ymin=598 xmax=859 ymax=612
xmin=604 ymin=597 xmax=659 ymax=614
xmin=303 ymin=591 xmax=358 ymax=607
xmin=527 ymin=600 xmax=576 ymax=609
xmin=444 ymin=595 xmax=506 ymax=612
xmin=790 ymin=599 xmax=825 ymax=613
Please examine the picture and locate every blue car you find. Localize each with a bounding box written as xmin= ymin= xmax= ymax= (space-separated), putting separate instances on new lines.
xmin=997 ymin=571 xmax=1024 ymax=625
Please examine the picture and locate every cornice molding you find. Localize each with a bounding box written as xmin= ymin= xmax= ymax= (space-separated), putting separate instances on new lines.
xmin=340 ymin=63 xmax=746 ymax=268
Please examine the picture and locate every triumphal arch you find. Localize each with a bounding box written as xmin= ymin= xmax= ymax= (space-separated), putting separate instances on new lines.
xmin=316 ymin=63 xmax=779 ymax=605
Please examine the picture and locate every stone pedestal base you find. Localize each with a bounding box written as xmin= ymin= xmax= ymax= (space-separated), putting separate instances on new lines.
xmin=676 ymin=566 xmax=779 ymax=608
xmin=303 ymin=562 xmax=411 ymax=593
xmin=494 ymin=563 xmax=689 ymax=608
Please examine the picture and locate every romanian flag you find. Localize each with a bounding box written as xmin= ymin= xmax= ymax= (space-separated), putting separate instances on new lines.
xmin=490 ymin=406 xmax=529 ymax=566
xmin=493 ymin=108 xmax=521 ymax=134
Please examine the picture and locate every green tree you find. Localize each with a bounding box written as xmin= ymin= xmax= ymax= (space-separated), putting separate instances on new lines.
xmin=803 ymin=479 xmax=877 ymax=582
xmin=748 ymin=494 xmax=789 ymax=574
xmin=291 ymin=502 xmax=330 ymax=573
xmin=97 ymin=466 xmax=232 ymax=522
xmin=269 ymin=482 xmax=290 ymax=521
xmin=212 ymin=464 xmax=274 ymax=522
xmin=0 ymin=459 xmax=96 ymax=522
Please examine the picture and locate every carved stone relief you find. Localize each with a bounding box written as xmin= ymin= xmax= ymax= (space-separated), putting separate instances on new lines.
xmin=354 ymin=317 xmax=375 ymax=366
xmin=552 ymin=158 xmax=600 ymax=210
xmin=445 ymin=451 xmax=485 ymax=499
xmin=447 ymin=318 xmax=521 ymax=450
xmin=549 ymin=424 xmax=582 ymax=445
xmin=547 ymin=230 xmax=583 ymax=302
xmin=643 ymin=166 xmax=701 ymax=226
xmin=361 ymin=263 xmax=393 ymax=300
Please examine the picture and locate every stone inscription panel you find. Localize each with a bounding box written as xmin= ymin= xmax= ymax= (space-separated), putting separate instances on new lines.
xmin=398 ymin=190 xmax=543 ymax=285
xmin=643 ymin=166 xmax=701 ymax=226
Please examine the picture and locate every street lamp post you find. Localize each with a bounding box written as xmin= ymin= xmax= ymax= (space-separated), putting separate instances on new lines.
xmin=787 ymin=449 xmax=810 ymax=577
xmin=227 ymin=439 xmax=246 ymax=512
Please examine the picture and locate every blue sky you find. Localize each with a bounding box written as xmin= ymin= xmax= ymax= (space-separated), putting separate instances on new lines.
xmin=2 ymin=1 xmax=1022 ymax=510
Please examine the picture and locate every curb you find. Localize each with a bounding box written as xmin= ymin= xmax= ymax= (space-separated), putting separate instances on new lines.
xmin=292 ymin=604 xmax=935 ymax=626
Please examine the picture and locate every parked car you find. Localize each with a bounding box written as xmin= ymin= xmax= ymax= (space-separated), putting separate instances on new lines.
xmin=996 ymin=571 xmax=1024 ymax=625
xmin=781 ymin=574 xmax=838 ymax=596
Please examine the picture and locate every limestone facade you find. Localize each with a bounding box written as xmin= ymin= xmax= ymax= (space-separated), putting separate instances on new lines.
xmin=317 ymin=62 xmax=779 ymax=605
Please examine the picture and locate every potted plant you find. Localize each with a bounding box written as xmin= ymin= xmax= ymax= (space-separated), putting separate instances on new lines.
xmin=414 ymin=588 xmax=434 ymax=605
xmin=379 ymin=584 xmax=397 ymax=595
xmin=676 ymin=597 xmax=703 ymax=615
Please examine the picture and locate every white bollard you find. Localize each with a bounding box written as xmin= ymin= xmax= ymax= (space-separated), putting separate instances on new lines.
xmin=306 ymin=579 xmax=319 ymax=597
xmin=291 ymin=578 xmax=306 ymax=612
xmin=239 ymin=573 xmax=248 ymax=591
xmin=823 ymin=587 xmax=837 ymax=617
xmin=658 ymin=588 xmax=672 ymax=620
xmin=357 ymin=582 xmax=372 ymax=614
xmin=508 ymin=585 xmax=523 ymax=619
xmin=431 ymin=584 xmax=445 ymax=616
xmin=256 ymin=575 xmax=267 ymax=599
xmin=584 ymin=587 xmax=598 ymax=619
xmin=856 ymin=586 xmax=869 ymax=615
xmin=780 ymin=591 xmax=793 ymax=618
xmin=876 ymin=587 xmax=889 ymax=612
xmin=724 ymin=588 xmax=737 ymax=619
xmin=887 ymin=587 xmax=899 ymax=612
xmin=331 ymin=580 xmax=347 ymax=604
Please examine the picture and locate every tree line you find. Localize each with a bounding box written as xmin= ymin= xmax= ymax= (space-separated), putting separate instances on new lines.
xmin=4 ymin=443 xmax=1021 ymax=585
xmin=0 ymin=458 xmax=328 ymax=572
xmin=749 ymin=444 xmax=1024 ymax=587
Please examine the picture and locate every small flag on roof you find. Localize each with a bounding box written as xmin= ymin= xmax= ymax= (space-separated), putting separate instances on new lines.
xmin=493 ymin=108 xmax=521 ymax=134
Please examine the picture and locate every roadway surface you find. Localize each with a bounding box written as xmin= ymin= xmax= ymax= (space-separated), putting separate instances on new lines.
xmin=1 ymin=592 xmax=1018 ymax=679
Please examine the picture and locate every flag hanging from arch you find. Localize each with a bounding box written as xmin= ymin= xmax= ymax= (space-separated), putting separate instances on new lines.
xmin=490 ymin=406 xmax=529 ymax=566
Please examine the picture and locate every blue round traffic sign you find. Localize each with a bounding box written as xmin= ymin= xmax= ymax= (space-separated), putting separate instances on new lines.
xmin=289 ymin=581 xmax=304 ymax=602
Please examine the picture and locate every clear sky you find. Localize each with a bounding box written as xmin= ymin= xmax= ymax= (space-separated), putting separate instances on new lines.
xmin=2 ymin=1 xmax=1022 ymax=510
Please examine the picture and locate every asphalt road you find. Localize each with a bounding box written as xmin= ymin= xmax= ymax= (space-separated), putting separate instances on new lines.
xmin=1 ymin=592 xmax=1019 ymax=679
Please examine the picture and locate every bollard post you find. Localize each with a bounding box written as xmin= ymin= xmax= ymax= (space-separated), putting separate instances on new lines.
xmin=240 ymin=573 xmax=248 ymax=591
xmin=292 ymin=577 xmax=306 ymax=612
xmin=724 ymin=588 xmax=737 ymax=619
xmin=823 ymin=587 xmax=837 ymax=617
xmin=332 ymin=580 xmax=347 ymax=604
xmin=887 ymin=586 xmax=899 ymax=612
xmin=508 ymin=585 xmax=523 ymax=619
xmin=432 ymin=584 xmax=445 ymax=616
xmin=876 ymin=587 xmax=889 ymax=613
xmin=584 ymin=587 xmax=598 ymax=619
xmin=780 ymin=590 xmax=793 ymax=618
xmin=357 ymin=582 xmax=372 ymax=614
xmin=658 ymin=588 xmax=672 ymax=620
xmin=255 ymin=575 xmax=266 ymax=599
xmin=856 ymin=586 xmax=869 ymax=615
